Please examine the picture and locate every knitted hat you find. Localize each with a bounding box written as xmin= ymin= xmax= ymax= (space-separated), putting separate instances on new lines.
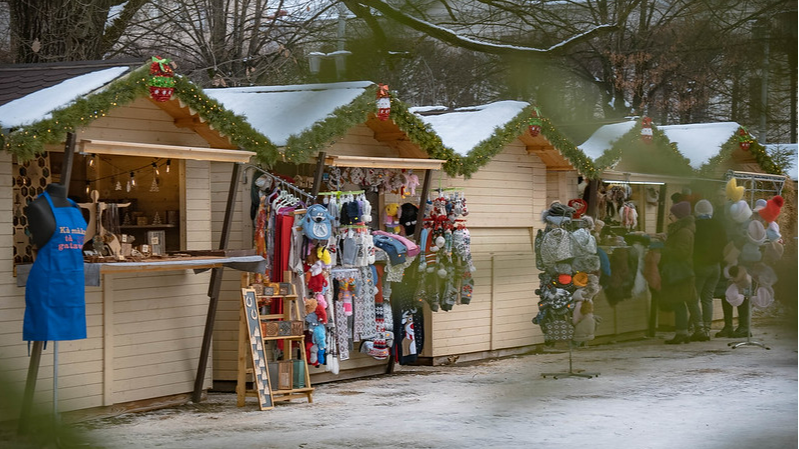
xmin=747 ymin=220 xmax=767 ymax=246
xmin=725 ymin=283 xmax=745 ymax=307
xmin=753 ymin=198 xmax=768 ymax=211
xmin=725 ymin=178 xmax=744 ymax=202
xmin=750 ymin=263 xmax=778 ymax=287
xmin=757 ymin=195 xmax=783 ymax=223
xmin=557 ymin=273 xmax=573 ymax=286
xmin=670 ymin=201 xmax=691 ymax=219
xmin=728 ymin=200 xmax=752 ymax=224
xmin=573 ymin=272 xmax=589 ymax=287
xmin=740 ymin=243 xmax=762 ymax=263
xmin=694 ymin=199 xmax=713 ymax=217
xmin=763 ymin=240 xmax=784 ymax=263
xmin=750 ymin=286 xmax=774 ymax=309
xmin=766 ymin=221 xmax=781 ymax=241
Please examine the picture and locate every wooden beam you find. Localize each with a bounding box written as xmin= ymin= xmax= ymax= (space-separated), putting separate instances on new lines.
xmin=80 ymin=139 xmax=254 ymax=163
xmin=193 ymin=162 xmax=242 ymax=403
xmin=373 ymin=131 xmax=407 ymax=142
xmin=174 ymin=117 xmax=203 ymax=128
xmin=326 ymin=155 xmax=446 ymax=170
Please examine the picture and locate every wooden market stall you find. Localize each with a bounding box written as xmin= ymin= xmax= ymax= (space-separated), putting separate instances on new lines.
xmin=410 ymin=101 xmax=632 ymax=362
xmin=0 ymin=59 xmax=276 ymax=420
xmin=203 ymin=81 xmax=451 ymax=385
xmin=578 ymin=118 xmax=789 ymax=332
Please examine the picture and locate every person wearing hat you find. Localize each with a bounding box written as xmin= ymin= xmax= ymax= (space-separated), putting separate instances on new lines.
xmin=658 ymin=201 xmax=698 ymax=344
xmin=690 ymin=199 xmax=726 ymax=341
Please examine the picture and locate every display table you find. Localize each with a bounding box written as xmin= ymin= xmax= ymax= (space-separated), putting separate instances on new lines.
xmin=16 ymin=255 xmax=267 ymax=286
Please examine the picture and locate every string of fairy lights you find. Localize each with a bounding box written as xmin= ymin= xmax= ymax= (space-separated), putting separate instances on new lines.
xmin=83 ymin=154 xmax=172 ymax=194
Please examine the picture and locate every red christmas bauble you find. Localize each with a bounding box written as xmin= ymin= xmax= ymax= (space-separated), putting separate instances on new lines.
xmin=529 ymin=124 xmax=541 ymax=137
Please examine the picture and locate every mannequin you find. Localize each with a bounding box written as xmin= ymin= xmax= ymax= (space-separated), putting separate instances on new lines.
xmin=25 ymin=183 xmax=72 ymax=249
xmin=23 ymin=182 xmax=88 ymax=342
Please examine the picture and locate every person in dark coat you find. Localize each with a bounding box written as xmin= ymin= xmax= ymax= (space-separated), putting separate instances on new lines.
xmin=690 ymin=199 xmax=726 ymax=341
xmin=659 ymin=201 xmax=699 ymax=344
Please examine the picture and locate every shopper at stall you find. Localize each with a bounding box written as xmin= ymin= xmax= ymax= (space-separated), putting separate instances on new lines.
xmin=24 ymin=183 xmax=88 ymax=341
xmin=659 ymin=201 xmax=698 ymax=344
xmin=690 ymin=199 xmax=726 ymax=341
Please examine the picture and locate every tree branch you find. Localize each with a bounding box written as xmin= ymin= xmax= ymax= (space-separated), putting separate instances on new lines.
xmin=355 ymin=0 xmax=618 ymax=57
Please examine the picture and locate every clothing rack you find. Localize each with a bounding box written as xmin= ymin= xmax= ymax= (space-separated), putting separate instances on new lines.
xmin=724 ymin=170 xmax=784 ymax=351
xmin=244 ymin=164 xmax=316 ymax=202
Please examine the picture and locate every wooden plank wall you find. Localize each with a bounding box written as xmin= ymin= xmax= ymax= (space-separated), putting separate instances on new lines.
xmin=428 ymin=140 xmax=580 ymax=357
xmin=0 ymin=100 xmax=215 ymax=417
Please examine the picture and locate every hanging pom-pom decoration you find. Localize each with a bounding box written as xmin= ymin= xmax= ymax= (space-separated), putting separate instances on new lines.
xmin=148 ymin=56 xmax=175 ymax=102
xmin=640 ymin=116 xmax=653 ymax=144
xmin=528 ymin=106 xmax=543 ymax=137
xmin=376 ymin=83 xmax=391 ymax=121
xmin=738 ymin=126 xmax=754 ymax=151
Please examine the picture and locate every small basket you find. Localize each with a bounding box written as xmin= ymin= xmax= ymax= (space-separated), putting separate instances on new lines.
xmin=277 ymin=321 xmax=292 ymax=336
xmin=262 ymin=321 xmax=280 ymax=337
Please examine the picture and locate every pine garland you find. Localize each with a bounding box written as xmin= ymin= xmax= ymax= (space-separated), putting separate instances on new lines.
xmin=1 ymin=62 xmax=279 ymax=165
xmin=283 ymin=85 xmax=380 ymax=164
xmin=593 ymin=120 xmax=694 ymax=176
xmin=698 ymin=134 xmax=783 ymax=176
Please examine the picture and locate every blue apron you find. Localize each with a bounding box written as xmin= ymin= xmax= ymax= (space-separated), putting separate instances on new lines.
xmin=23 ymin=191 xmax=88 ymax=341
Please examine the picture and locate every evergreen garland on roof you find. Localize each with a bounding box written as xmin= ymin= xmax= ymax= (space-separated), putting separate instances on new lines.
xmin=1 ymin=63 xmax=279 ymax=165
xmin=592 ymin=119 xmax=693 ymax=176
xmin=536 ymin=113 xmax=599 ymax=179
xmin=386 ymin=99 xmax=456 ymax=175
xmin=282 ymin=84 xmax=380 ymax=164
xmin=698 ymin=133 xmax=783 ymax=176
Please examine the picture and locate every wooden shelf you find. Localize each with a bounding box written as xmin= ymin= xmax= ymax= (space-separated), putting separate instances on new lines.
xmin=262 ymin=335 xmax=304 ymax=341
xmin=120 ymin=224 xmax=177 ymax=229
xmin=238 ymin=271 xmax=313 ymax=409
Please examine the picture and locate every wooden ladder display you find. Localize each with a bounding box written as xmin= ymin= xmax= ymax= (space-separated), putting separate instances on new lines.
xmin=236 ymin=272 xmax=313 ymax=409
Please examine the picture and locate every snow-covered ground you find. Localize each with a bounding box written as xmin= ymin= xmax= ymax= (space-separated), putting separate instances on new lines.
xmin=6 ymin=317 xmax=797 ymax=449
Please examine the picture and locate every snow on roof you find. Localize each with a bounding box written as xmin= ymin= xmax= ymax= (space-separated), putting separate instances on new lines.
xmin=658 ymin=122 xmax=741 ymax=169
xmin=577 ymin=120 xmax=636 ymax=161
xmin=410 ymin=100 xmax=528 ymax=156
xmin=0 ymin=66 xmax=130 ymax=128
xmin=204 ymin=81 xmax=373 ymax=146
xmin=765 ymin=143 xmax=798 ymax=180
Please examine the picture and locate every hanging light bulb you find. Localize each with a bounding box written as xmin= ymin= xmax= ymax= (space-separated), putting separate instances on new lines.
xmin=166 ymin=159 xmax=171 ymax=173
xmin=88 ymin=154 xmax=96 ymax=168
xmin=152 ymin=162 xmax=160 ymax=176
xmin=130 ymin=171 xmax=136 ymax=188
xmin=85 ymin=181 xmax=91 ymax=195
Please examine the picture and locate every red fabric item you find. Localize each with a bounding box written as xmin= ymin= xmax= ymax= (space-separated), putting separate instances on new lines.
xmin=271 ymin=214 xmax=295 ymax=282
xmin=308 ymin=273 xmax=328 ymax=293
xmin=758 ymin=195 xmax=783 ymax=223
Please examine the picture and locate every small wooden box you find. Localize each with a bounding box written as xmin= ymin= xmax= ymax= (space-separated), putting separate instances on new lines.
xmin=262 ymin=321 xmax=280 ymax=337
xmin=252 ymin=284 xmax=264 ymax=296
xmin=290 ymin=321 xmax=304 ymax=336
xmin=279 ymin=283 xmax=292 ymax=296
xmin=262 ymin=286 xmax=275 ymax=296
xmin=277 ymin=321 xmax=292 ymax=336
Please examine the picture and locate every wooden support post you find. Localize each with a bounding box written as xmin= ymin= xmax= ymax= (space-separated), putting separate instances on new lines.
xmin=19 ymin=133 xmax=77 ymax=434
xmin=193 ymin=162 xmax=242 ymax=402
xmin=656 ymin=184 xmax=667 ymax=234
xmin=412 ymin=169 xmax=432 ymax=243
xmin=311 ymin=151 xmax=326 ymax=199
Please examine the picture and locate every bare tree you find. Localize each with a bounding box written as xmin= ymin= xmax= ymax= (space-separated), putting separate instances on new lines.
xmin=110 ymin=0 xmax=338 ymax=87
xmin=6 ymin=0 xmax=148 ymax=62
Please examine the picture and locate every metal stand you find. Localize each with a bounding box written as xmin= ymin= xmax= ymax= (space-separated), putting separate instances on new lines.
xmin=729 ymin=291 xmax=770 ymax=350
xmin=541 ymin=342 xmax=600 ymax=379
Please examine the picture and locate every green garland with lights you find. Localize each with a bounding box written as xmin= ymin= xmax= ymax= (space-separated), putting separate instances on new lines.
xmin=536 ymin=113 xmax=600 ymax=179
xmin=282 ymin=85 xmax=380 ymax=164
xmin=698 ymin=133 xmax=783 ymax=176
xmin=593 ymin=120 xmax=694 ymax=176
xmin=1 ymin=62 xmax=279 ymax=165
